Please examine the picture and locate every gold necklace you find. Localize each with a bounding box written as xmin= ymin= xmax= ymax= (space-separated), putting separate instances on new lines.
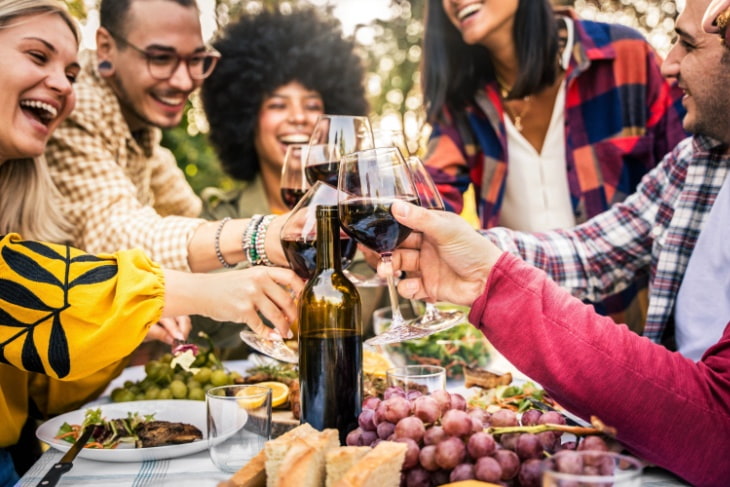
xmin=496 ymin=75 xmax=531 ymax=132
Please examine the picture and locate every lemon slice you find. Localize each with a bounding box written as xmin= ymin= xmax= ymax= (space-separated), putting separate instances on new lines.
xmin=253 ymin=381 xmax=290 ymax=408
xmin=363 ymin=350 xmax=394 ymax=378
xmin=235 ymin=387 xmax=268 ymax=409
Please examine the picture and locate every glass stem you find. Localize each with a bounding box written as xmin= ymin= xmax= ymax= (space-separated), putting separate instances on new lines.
xmin=381 ymin=254 xmax=405 ymax=326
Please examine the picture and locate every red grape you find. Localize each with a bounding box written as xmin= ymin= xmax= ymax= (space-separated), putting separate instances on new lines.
xmin=466 ymin=431 xmax=496 ymax=459
xmin=474 ymin=456 xmax=502 ymax=482
xmin=449 ymin=392 xmax=467 ymax=411
xmin=383 ymin=386 xmax=406 ymax=400
xmin=450 ymin=463 xmax=476 ymax=482
xmin=418 ymin=445 xmax=439 ymax=471
xmin=441 ymin=409 xmax=473 ymax=437
xmin=520 ymin=408 xmax=542 ymax=426
xmin=490 ymin=408 xmax=518 ymax=427
xmin=358 ymin=408 xmax=376 ymax=431
xmin=493 ymin=449 xmax=520 ymax=480
xmin=423 ymin=425 xmax=447 ymax=446
xmin=395 ymin=437 xmax=420 ymax=469
xmin=362 ymin=396 xmax=381 ymax=410
xmin=412 ymin=395 xmax=441 ymax=424
xmin=434 ymin=436 xmax=467 ymax=470
xmin=394 ymin=416 xmax=426 ymax=443
xmin=376 ymin=421 xmax=395 ymax=440
xmin=517 ymin=458 xmax=543 ymax=487
xmin=380 ymin=395 xmax=411 ymax=423
xmin=404 ymin=467 xmax=430 ymax=487
xmin=515 ymin=433 xmax=544 ymax=460
xmin=429 ymin=390 xmax=452 ymax=414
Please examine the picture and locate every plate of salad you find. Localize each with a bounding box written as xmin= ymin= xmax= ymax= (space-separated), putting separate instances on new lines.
xmin=36 ymin=400 xmax=207 ymax=462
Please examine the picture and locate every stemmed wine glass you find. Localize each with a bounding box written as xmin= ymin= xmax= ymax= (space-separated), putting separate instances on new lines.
xmin=279 ymin=144 xmax=310 ymax=210
xmin=337 ymin=147 xmax=420 ymax=347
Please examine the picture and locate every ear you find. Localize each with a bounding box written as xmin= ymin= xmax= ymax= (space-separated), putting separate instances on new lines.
xmin=95 ymin=27 xmax=116 ymax=77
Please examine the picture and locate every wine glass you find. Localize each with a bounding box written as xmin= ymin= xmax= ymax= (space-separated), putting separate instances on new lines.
xmin=337 ymin=147 xmax=420 ymax=347
xmin=279 ymin=144 xmax=310 ymax=210
xmin=373 ymin=127 xmax=409 ymax=158
xmin=305 ymin=114 xmax=374 ymax=187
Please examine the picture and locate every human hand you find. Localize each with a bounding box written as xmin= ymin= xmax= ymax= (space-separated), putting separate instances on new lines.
xmin=144 ymin=316 xmax=191 ymax=345
xmin=380 ymin=200 xmax=503 ymax=307
xmin=703 ymin=0 xmax=730 ymax=34
xmin=162 ymin=266 xmax=303 ymax=342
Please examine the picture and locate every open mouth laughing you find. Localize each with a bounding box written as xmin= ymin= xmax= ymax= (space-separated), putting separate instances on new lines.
xmin=457 ymin=3 xmax=482 ymax=22
xmin=19 ymin=99 xmax=59 ymax=127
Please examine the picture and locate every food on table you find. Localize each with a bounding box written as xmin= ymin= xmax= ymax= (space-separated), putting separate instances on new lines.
xmin=111 ymin=337 xmax=240 ymax=402
xmin=217 ymin=423 xmax=408 ymax=487
xmin=55 ymin=408 xmax=202 ymax=449
xmin=463 ymin=367 xmax=512 ymax=390
xmin=135 ymin=420 xmax=203 ymax=448
xmin=468 ymin=381 xmax=554 ymax=413
xmin=252 ymin=381 xmax=290 ymax=408
xmin=375 ymin=320 xmax=490 ymax=380
xmin=346 ymin=387 xmax=611 ymax=486
xmin=362 ymin=349 xmax=394 ymax=378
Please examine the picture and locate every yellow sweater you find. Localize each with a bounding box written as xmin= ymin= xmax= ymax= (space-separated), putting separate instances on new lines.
xmin=0 ymin=234 xmax=164 ymax=447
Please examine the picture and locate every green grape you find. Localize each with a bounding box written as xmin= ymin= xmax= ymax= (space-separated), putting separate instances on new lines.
xmin=157 ymin=388 xmax=173 ymax=400
xmin=160 ymin=353 xmax=173 ymax=364
xmin=229 ymin=371 xmax=242 ymax=382
xmin=123 ymin=380 xmax=135 ymax=389
xmin=144 ymin=360 xmax=160 ymax=376
xmin=144 ymin=386 xmax=161 ymax=400
xmin=111 ymin=387 xmax=135 ymax=403
xmin=135 ymin=393 xmax=146 ymax=401
xmin=210 ymin=369 xmax=230 ymax=387
xmin=170 ymin=379 xmax=188 ymax=399
xmin=193 ymin=367 xmax=212 ymax=384
xmin=187 ymin=379 xmax=202 ymax=390
xmin=188 ymin=388 xmax=205 ymax=401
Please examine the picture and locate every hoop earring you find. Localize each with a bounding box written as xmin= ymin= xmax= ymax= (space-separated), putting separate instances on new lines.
xmin=98 ymin=60 xmax=113 ymax=73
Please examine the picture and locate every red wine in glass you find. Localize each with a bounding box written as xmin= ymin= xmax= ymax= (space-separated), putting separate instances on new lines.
xmin=280 ymin=187 xmax=308 ymax=210
xmin=338 ymin=196 xmax=418 ymax=254
xmin=305 ymin=160 xmax=340 ymax=187
xmin=281 ymin=235 xmax=357 ymax=280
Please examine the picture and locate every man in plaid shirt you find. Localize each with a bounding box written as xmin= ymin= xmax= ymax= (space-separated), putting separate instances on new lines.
xmin=484 ymin=1 xmax=730 ymax=359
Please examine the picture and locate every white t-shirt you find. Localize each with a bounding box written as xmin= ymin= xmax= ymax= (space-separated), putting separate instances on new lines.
xmin=674 ymin=173 xmax=730 ymax=360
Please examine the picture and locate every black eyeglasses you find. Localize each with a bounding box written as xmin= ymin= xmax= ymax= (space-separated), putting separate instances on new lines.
xmin=108 ymin=30 xmax=220 ymax=81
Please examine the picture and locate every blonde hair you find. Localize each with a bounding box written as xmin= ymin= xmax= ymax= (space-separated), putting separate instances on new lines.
xmin=0 ymin=0 xmax=79 ymax=242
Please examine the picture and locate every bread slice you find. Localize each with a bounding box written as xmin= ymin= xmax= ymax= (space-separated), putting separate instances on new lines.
xmin=325 ymin=447 xmax=371 ymax=487
xmin=274 ymin=429 xmax=340 ymax=487
xmin=332 ymin=441 xmax=408 ymax=487
xmin=263 ymin=423 xmax=320 ymax=487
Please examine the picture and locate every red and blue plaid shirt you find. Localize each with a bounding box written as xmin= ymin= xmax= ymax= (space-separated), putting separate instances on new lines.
xmin=425 ymin=12 xmax=687 ymax=227
xmin=485 ymin=135 xmax=730 ymax=347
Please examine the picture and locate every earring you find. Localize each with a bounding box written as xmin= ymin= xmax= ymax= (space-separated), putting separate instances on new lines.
xmin=98 ymin=60 xmax=113 ymax=73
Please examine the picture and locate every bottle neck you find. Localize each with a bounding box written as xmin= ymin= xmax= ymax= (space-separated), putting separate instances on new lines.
xmin=315 ymin=206 xmax=341 ymax=272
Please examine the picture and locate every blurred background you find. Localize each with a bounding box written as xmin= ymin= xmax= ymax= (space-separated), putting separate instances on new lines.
xmin=64 ymin=0 xmax=681 ymax=194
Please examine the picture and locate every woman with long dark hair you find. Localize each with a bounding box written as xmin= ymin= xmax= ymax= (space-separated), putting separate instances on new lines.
xmin=421 ymin=0 xmax=687 ymax=330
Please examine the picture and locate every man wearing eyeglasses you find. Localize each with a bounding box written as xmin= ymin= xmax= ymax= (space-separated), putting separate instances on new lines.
xmin=45 ymin=0 xmax=293 ymax=271
xmin=43 ymin=0 xmax=298 ymax=347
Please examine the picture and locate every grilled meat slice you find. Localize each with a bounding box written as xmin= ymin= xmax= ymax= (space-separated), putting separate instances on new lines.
xmin=134 ymin=420 xmax=202 ymax=448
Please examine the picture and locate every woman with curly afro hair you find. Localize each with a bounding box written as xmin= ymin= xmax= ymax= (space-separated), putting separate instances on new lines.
xmin=197 ymin=7 xmax=383 ymax=357
xmin=200 ymin=6 xmax=369 ymax=217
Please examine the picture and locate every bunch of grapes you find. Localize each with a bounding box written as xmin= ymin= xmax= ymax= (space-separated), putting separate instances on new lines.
xmin=346 ymin=387 xmax=609 ymax=487
xmin=110 ymin=351 xmax=241 ymax=403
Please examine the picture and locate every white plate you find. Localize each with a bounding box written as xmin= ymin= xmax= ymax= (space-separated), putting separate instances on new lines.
xmin=36 ymin=400 xmax=207 ymax=462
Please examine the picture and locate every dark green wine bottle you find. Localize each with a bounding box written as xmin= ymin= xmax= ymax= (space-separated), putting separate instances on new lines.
xmin=298 ymin=205 xmax=363 ymax=445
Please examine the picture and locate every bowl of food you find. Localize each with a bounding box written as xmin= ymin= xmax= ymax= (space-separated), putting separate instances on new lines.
xmin=370 ymin=304 xmax=491 ymax=381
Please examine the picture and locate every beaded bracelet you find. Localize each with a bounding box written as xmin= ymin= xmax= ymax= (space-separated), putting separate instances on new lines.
xmin=242 ymin=214 xmax=264 ymax=265
xmin=254 ymin=214 xmax=276 ymax=267
xmin=214 ymin=217 xmax=235 ymax=268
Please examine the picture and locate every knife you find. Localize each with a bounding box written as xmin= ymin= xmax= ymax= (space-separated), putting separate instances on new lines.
xmin=37 ymin=425 xmax=94 ymax=487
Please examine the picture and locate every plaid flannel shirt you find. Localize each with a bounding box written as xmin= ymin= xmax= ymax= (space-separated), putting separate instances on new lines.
xmin=485 ymin=135 xmax=730 ymax=346
xmin=425 ymin=11 xmax=687 ymax=227
xmin=44 ymin=52 xmax=203 ymax=271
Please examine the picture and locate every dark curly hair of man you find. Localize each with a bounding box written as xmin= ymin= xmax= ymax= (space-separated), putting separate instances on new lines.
xmin=201 ymin=7 xmax=369 ymax=182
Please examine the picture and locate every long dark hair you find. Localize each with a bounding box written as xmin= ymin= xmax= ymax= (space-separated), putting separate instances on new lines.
xmin=422 ymin=0 xmax=559 ymax=123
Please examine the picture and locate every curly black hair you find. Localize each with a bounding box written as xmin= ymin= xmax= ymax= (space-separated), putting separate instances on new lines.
xmin=201 ymin=7 xmax=369 ymax=182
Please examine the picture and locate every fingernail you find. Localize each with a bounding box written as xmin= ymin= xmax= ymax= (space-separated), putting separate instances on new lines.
xmin=270 ymin=330 xmax=284 ymax=341
xmin=391 ymin=199 xmax=409 ymax=218
xmin=174 ymin=331 xmax=185 ymax=341
xmin=403 ymin=280 xmax=418 ymax=296
xmin=286 ymin=330 xmax=294 ymax=339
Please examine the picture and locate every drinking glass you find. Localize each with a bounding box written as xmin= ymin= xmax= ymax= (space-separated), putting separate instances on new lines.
xmin=337 ymin=147 xmax=419 ymax=347
xmin=207 ymin=384 xmax=272 ymax=473
xmin=373 ymin=127 xmax=409 ymax=158
xmin=279 ymin=144 xmax=310 ymax=210
xmin=541 ymin=450 xmax=644 ymax=486
xmin=386 ymin=365 xmax=447 ymax=395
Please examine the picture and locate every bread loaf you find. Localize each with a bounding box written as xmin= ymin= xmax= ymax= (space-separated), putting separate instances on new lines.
xmin=273 ymin=429 xmax=340 ymax=487
xmin=325 ymin=447 xmax=370 ymax=487
xmin=332 ymin=441 xmax=408 ymax=487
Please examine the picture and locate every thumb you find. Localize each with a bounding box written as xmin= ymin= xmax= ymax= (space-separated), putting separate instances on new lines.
xmin=391 ymin=199 xmax=433 ymax=232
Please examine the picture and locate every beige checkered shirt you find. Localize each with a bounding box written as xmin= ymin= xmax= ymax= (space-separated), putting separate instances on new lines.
xmin=45 ymin=51 xmax=203 ymax=271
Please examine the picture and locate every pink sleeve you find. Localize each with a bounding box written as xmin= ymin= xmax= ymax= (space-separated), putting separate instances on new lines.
xmin=469 ymin=253 xmax=730 ymax=486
